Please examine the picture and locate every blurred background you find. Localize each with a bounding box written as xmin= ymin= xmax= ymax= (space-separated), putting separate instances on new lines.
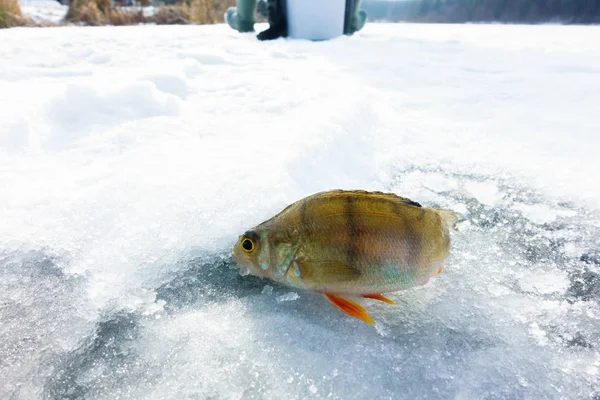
xmin=3 ymin=0 xmax=600 ymax=29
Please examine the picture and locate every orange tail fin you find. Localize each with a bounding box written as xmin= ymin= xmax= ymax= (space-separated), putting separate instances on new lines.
xmin=323 ymin=294 xmax=374 ymax=325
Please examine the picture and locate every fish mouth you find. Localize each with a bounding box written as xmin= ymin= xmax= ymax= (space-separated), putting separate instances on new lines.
xmin=231 ymin=246 xmax=252 ymax=277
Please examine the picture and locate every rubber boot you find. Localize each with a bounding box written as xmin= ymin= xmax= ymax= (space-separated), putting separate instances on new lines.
xmin=257 ymin=0 xmax=287 ymax=41
xmin=345 ymin=0 xmax=367 ymax=35
xmin=225 ymin=0 xmax=258 ymax=33
xmin=352 ymin=9 xmax=367 ymax=33
xmin=256 ymin=0 xmax=269 ymax=18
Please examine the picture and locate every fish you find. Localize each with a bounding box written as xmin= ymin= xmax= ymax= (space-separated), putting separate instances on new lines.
xmin=231 ymin=189 xmax=458 ymax=325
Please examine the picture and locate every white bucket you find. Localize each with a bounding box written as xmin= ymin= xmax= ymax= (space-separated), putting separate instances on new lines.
xmin=285 ymin=0 xmax=347 ymax=40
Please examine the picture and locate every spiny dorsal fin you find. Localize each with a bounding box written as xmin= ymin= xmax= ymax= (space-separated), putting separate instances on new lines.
xmin=263 ymin=189 xmax=423 ymax=227
xmin=317 ymin=189 xmax=422 ymax=208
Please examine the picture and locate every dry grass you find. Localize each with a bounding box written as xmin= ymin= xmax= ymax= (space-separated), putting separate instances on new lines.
xmin=149 ymin=3 xmax=190 ymax=24
xmin=211 ymin=0 xmax=237 ymax=23
xmin=148 ymin=0 xmax=241 ymax=26
xmin=2 ymin=0 xmax=236 ymax=28
xmin=190 ymin=0 xmax=212 ymax=23
xmin=67 ymin=0 xmax=147 ymax=25
xmin=66 ymin=0 xmax=193 ymax=25
xmin=0 ymin=0 xmax=21 ymax=16
xmin=66 ymin=0 xmax=108 ymax=24
xmin=190 ymin=0 xmax=238 ymax=24
xmin=0 ymin=12 xmax=28 ymax=28
xmin=68 ymin=2 xmax=104 ymax=25
xmin=106 ymin=7 xmax=146 ymax=25
xmin=0 ymin=0 xmax=40 ymax=28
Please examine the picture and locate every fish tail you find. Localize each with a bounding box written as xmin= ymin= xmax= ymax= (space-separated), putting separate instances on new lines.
xmin=435 ymin=209 xmax=459 ymax=231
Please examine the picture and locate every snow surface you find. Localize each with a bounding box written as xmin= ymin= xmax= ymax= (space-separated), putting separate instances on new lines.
xmin=18 ymin=0 xmax=67 ymax=24
xmin=1 ymin=22 xmax=600 ymax=399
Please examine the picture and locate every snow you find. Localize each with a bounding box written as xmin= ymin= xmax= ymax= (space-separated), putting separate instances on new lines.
xmin=1 ymin=22 xmax=600 ymax=400
xmin=18 ymin=0 xmax=67 ymax=23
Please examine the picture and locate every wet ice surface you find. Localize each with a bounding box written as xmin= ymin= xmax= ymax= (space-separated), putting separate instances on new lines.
xmin=1 ymin=23 xmax=600 ymax=399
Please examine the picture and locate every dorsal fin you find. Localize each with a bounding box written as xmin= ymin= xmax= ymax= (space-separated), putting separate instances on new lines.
xmin=315 ymin=189 xmax=422 ymax=208
xmin=257 ymin=189 xmax=423 ymax=229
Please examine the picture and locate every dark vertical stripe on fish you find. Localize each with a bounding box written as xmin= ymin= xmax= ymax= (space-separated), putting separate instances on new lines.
xmin=391 ymin=200 xmax=401 ymax=217
xmin=409 ymin=232 xmax=422 ymax=266
xmin=268 ymin=233 xmax=277 ymax=271
xmin=345 ymin=196 xmax=359 ymax=267
xmin=300 ymin=199 xmax=308 ymax=228
xmin=391 ymin=199 xmax=421 ymax=265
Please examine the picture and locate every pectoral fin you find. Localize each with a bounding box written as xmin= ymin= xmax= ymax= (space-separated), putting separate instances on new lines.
xmin=323 ymin=293 xmax=374 ymax=325
xmin=294 ymin=259 xmax=361 ymax=284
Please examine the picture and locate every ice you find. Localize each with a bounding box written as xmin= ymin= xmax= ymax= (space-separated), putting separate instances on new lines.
xmin=1 ymin=22 xmax=600 ymax=400
xmin=513 ymin=202 xmax=578 ymax=225
xmin=276 ymin=292 xmax=300 ymax=302
xmin=517 ymin=269 xmax=570 ymax=295
xmin=261 ymin=285 xmax=274 ymax=295
xmin=464 ymin=181 xmax=503 ymax=207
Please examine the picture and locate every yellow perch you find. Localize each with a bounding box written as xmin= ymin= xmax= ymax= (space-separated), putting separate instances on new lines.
xmin=232 ymin=190 xmax=458 ymax=325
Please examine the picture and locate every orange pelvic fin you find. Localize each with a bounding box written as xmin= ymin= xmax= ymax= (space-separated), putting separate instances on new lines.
xmin=362 ymin=294 xmax=394 ymax=305
xmin=433 ymin=267 xmax=444 ymax=277
xmin=323 ymin=293 xmax=374 ymax=325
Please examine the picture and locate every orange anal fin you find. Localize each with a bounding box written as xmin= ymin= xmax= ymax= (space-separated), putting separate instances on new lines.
xmin=433 ymin=267 xmax=444 ymax=277
xmin=323 ymin=294 xmax=374 ymax=326
xmin=362 ymin=294 xmax=394 ymax=305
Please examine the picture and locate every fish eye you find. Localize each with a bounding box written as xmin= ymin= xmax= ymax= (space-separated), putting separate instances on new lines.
xmin=241 ymin=238 xmax=254 ymax=253
xmin=240 ymin=230 xmax=259 ymax=253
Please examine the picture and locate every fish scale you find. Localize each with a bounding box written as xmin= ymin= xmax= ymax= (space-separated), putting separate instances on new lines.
xmin=232 ymin=190 xmax=458 ymax=325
